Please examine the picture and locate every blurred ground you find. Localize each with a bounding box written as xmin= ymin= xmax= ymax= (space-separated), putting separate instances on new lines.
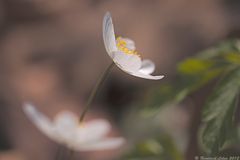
xmin=0 ymin=0 xmax=239 ymax=160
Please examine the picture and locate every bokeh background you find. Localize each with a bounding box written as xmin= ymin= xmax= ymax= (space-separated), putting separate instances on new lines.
xmin=0 ymin=0 xmax=240 ymax=160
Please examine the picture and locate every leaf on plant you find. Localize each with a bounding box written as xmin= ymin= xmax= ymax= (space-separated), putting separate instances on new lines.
xmin=201 ymin=68 xmax=240 ymax=154
xmin=223 ymin=52 xmax=240 ymax=64
xmin=123 ymin=134 xmax=183 ymax=160
xmin=178 ymin=58 xmax=214 ymax=75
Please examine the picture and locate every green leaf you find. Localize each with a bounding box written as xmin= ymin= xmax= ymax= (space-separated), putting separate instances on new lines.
xmin=223 ymin=52 xmax=240 ymax=64
xmin=123 ymin=134 xmax=183 ymax=160
xmin=201 ymin=68 xmax=240 ymax=154
xmin=178 ymin=58 xmax=214 ymax=75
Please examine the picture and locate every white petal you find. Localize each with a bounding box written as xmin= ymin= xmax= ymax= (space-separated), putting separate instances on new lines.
xmin=120 ymin=37 xmax=136 ymax=50
xmin=23 ymin=103 xmax=56 ymax=140
xmin=103 ymin=12 xmax=118 ymax=57
xmin=131 ymin=71 xmax=164 ymax=80
xmin=75 ymin=119 xmax=111 ymax=143
xmin=53 ymin=111 xmax=79 ymax=142
xmin=113 ymin=51 xmax=141 ymax=73
xmin=54 ymin=111 xmax=78 ymax=130
xmin=74 ymin=138 xmax=125 ymax=151
xmin=139 ymin=59 xmax=155 ymax=74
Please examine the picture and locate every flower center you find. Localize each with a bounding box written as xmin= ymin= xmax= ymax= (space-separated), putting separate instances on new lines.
xmin=79 ymin=122 xmax=85 ymax=128
xmin=116 ymin=37 xmax=140 ymax=56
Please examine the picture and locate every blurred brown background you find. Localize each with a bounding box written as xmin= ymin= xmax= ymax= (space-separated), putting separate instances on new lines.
xmin=0 ymin=0 xmax=239 ymax=160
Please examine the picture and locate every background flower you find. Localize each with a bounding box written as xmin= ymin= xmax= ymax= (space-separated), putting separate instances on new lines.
xmin=23 ymin=103 xmax=125 ymax=151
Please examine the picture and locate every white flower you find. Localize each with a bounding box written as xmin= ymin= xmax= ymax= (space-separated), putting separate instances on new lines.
xmin=103 ymin=12 xmax=164 ymax=80
xmin=23 ymin=103 xmax=125 ymax=151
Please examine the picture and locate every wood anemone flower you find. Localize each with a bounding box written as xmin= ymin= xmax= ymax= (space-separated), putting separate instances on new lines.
xmin=23 ymin=103 xmax=125 ymax=151
xmin=103 ymin=12 xmax=164 ymax=80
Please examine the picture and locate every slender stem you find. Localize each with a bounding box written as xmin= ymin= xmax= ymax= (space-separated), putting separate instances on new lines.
xmin=62 ymin=62 xmax=114 ymax=160
xmin=65 ymin=62 xmax=114 ymax=160
xmin=79 ymin=62 xmax=114 ymax=122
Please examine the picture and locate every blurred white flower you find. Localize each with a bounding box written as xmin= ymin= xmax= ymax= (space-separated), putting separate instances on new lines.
xmin=103 ymin=12 xmax=164 ymax=80
xmin=23 ymin=103 xmax=125 ymax=151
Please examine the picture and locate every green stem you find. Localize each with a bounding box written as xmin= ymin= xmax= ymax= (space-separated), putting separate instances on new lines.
xmin=79 ymin=62 xmax=114 ymax=122
xmin=64 ymin=62 xmax=114 ymax=160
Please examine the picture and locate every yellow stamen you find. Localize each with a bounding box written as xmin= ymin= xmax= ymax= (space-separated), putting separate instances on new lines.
xmin=116 ymin=37 xmax=140 ymax=56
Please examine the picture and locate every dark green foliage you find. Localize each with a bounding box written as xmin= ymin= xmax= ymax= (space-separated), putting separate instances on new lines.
xmin=201 ymin=68 xmax=240 ymax=154
xmin=141 ymin=39 xmax=240 ymax=155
